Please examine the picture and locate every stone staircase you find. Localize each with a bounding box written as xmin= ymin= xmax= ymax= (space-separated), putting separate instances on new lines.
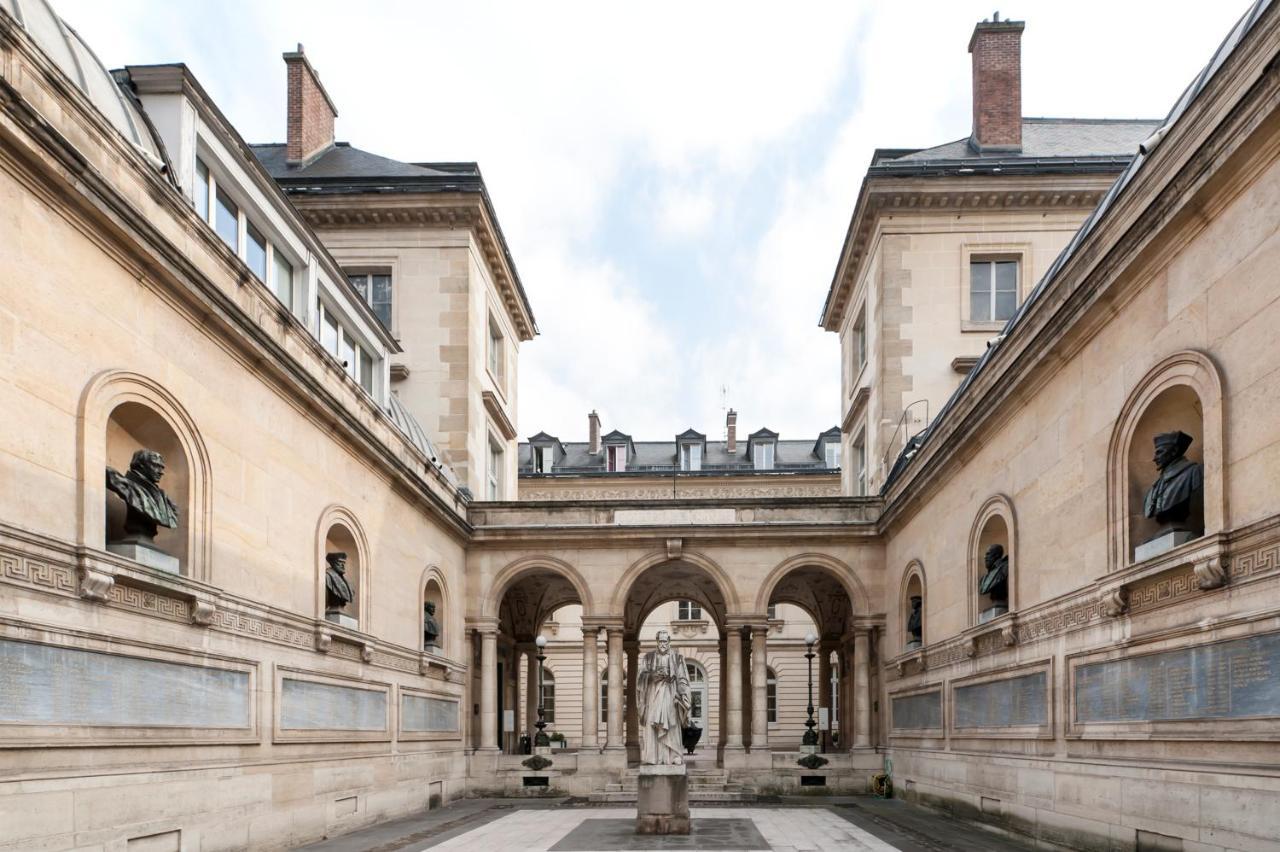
xmin=588 ymin=764 xmax=757 ymax=804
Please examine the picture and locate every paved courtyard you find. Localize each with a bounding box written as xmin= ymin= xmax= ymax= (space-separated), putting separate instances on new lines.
xmin=298 ymin=799 xmax=1038 ymax=851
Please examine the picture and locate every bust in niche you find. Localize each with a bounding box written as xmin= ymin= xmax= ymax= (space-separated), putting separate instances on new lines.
xmin=906 ymin=595 xmax=923 ymax=650
xmin=423 ymin=601 xmax=441 ymax=649
xmin=1140 ymin=431 xmax=1204 ymax=555
xmin=977 ymin=544 xmax=1009 ymax=623
xmin=324 ymin=552 xmax=356 ymax=627
xmin=105 ymin=448 xmax=181 ymax=573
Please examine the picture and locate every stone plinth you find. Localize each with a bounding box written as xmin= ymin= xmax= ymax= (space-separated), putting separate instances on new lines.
xmin=1135 ymin=529 xmax=1197 ymax=562
xmin=107 ymin=542 xmax=179 ymax=574
xmin=978 ymin=604 xmax=1008 ymax=624
xmin=325 ymin=611 xmax=358 ymax=629
xmin=635 ymin=764 xmax=689 ymax=835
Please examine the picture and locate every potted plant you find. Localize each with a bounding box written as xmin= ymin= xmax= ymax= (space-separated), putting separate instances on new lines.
xmin=681 ymin=722 xmax=703 ymax=754
xmin=549 ymin=731 xmax=566 ymax=750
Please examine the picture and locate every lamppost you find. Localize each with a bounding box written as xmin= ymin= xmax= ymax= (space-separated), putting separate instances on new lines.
xmin=802 ymin=632 xmax=818 ymax=748
xmin=534 ymin=634 xmax=550 ymax=747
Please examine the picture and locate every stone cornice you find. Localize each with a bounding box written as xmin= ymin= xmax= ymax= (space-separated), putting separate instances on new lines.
xmin=821 ymin=173 xmax=1116 ymax=331
xmin=290 ymin=195 xmax=537 ymax=342
xmin=483 ymin=391 xmax=517 ymax=441
xmin=879 ymin=10 xmax=1280 ymax=530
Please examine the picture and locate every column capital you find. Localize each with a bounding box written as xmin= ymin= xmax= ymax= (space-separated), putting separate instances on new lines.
xmin=466 ymin=616 xmax=500 ymax=635
xmin=580 ymin=616 xmax=624 ymax=633
xmin=724 ymin=615 xmax=767 ymax=631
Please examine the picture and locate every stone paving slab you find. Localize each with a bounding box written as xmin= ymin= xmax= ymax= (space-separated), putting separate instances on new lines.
xmin=549 ymin=817 xmax=768 ymax=850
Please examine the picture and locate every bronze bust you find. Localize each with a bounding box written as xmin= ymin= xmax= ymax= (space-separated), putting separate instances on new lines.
xmin=325 ymin=552 xmax=354 ymax=614
xmin=106 ymin=449 xmax=179 ymax=545
xmin=978 ymin=543 xmax=1009 ymax=607
xmin=1143 ymin=431 xmax=1203 ymax=531
xmin=906 ymin=595 xmax=923 ymax=645
xmin=423 ymin=601 xmax=440 ymax=647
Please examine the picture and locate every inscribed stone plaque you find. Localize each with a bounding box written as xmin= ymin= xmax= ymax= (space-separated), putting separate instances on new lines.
xmin=402 ymin=693 xmax=459 ymax=732
xmin=280 ymin=678 xmax=386 ymax=730
xmin=892 ymin=690 xmax=942 ymax=730
xmin=1075 ymin=632 xmax=1280 ymax=723
xmin=0 ymin=639 xmax=250 ymax=728
xmin=955 ymin=671 xmax=1047 ymax=728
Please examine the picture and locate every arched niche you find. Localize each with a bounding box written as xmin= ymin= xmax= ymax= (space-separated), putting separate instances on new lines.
xmin=968 ymin=495 xmax=1016 ymax=625
xmin=78 ymin=371 xmax=211 ymax=581
xmin=316 ymin=506 xmax=370 ymax=629
xmin=1107 ymin=350 xmax=1225 ymax=569
xmin=901 ymin=561 xmax=926 ymax=651
xmin=421 ymin=565 xmax=449 ymax=656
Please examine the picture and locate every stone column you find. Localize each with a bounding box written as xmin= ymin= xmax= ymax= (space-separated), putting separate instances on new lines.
xmin=479 ymin=628 xmax=499 ymax=751
xmin=717 ymin=637 xmax=727 ymax=748
xmin=581 ymin=627 xmax=599 ymax=749
xmin=525 ymin=645 xmax=538 ymax=736
xmin=625 ymin=639 xmax=640 ymax=752
xmin=749 ymin=625 xmax=768 ymax=750
xmin=606 ymin=627 xmax=624 ymax=750
xmin=854 ymin=629 xmax=871 ymax=748
xmin=724 ymin=627 xmax=744 ymax=750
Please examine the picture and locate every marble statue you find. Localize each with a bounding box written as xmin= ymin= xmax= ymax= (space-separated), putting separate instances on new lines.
xmin=978 ymin=544 xmax=1009 ymax=607
xmin=325 ymin=552 xmax=354 ymax=614
xmin=907 ymin=595 xmax=923 ymax=645
xmin=106 ymin=449 xmax=179 ymax=544
xmin=1143 ymin=431 xmax=1204 ymax=530
xmin=423 ymin=601 xmax=440 ymax=647
xmin=637 ymin=629 xmax=691 ymax=765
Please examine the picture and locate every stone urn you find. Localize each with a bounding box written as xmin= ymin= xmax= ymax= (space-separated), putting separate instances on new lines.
xmin=681 ymin=724 xmax=703 ymax=754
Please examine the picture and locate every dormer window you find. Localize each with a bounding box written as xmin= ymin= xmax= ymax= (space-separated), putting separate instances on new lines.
xmin=527 ymin=432 xmax=564 ymax=475
xmin=748 ymin=428 xmax=779 ymax=470
xmin=814 ymin=426 xmax=842 ymax=469
xmin=825 ymin=442 xmax=841 ymax=468
xmin=676 ymin=429 xmax=706 ymax=472
xmin=607 ymin=445 xmax=626 ymax=472
xmin=535 ymin=446 xmax=553 ymax=473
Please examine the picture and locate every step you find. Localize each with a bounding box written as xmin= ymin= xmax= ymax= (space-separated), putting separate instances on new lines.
xmin=587 ymin=790 xmax=758 ymax=804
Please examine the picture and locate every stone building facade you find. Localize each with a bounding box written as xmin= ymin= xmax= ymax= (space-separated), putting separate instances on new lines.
xmin=2 ymin=1 xmax=1280 ymax=851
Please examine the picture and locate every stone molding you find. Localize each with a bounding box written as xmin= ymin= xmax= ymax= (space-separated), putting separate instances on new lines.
xmin=0 ymin=523 xmax=466 ymax=682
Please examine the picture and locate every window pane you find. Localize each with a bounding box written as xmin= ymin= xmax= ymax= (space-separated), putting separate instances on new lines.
xmin=994 ymin=289 xmax=1017 ymax=321
xmin=194 ymin=158 xmax=209 ymax=220
xmin=215 ymin=188 xmax=238 ymax=251
xmin=825 ymin=443 xmax=841 ymax=468
xmin=970 ymin=287 xmax=991 ymax=322
xmin=273 ymin=250 xmax=293 ymax=309
xmin=371 ymin=274 xmax=392 ymax=328
xmin=321 ymin=309 xmax=338 ymax=355
xmin=970 ymin=261 xmax=992 ymax=293
xmin=339 ymin=329 xmax=356 ymax=377
xmin=995 ymin=260 xmax=1018 ymax=292
xmin=246 ymin=223 xmax=267 ymax=281
xmin=359 ymin=348 xmax=373 ymax=393
xmin=347 ymin=273 xmax=368 ymax=300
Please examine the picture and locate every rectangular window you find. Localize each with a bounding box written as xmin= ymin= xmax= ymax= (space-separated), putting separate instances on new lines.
xmin=320 ymin=305 xmax=339 ymax=356
xmin=853 ymin=430 xmax=867 ymax=496
xmin=680 ymin=444 xmax=701 ymax=471
xmin=540 ymin=680 xmax=555 ymax=724
xmin=767 ymin=674 xmax=777 ymax=724
xmin=767 ymin=604 xmax=778 ymax=619
xmin=534 ymin=446 xmax=553 ymax=474
xmin=272 ymin=250 xmax=294 ymax=309
xmin=487 ymin=440 xmax=502 ymax=500
xmin=753 ymin=443 xmax=775 ymax=470
xmin=358 ymin=347 xmax=373 ymax=394
xmin=194 ymin=157 xmax=210 ymax=220
xmin=606 ymin=445 xmax=626 ymax=472
xmin=677 ymin=600 xmax=702 ymax=621
xmin=825 ymin=442 xmax=841 ymax=469
xmin=214 ymin=187 xmax=239 ymax=251
xmin=246 ymin=222 xmax=267 ymax=281
xmin=852 ymin=306 xmax=867 ymax=373
xmin=970 ymin=259 xmax=1018 ymax=323
xmin=347 ymin=271 xmax=393 ymax=330
xmin=488 ymin=318 xmax=503 ymax=379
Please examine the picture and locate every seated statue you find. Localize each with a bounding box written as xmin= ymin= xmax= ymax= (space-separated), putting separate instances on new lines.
xmin=423 ymin=601 xmax=440 ymax=647
xmin=325 ymin=552 xmax=354 ymax=615
xmin=978 ymin=544 xmax=1009 ymax=607
xmin=106 ymin=449 xmax=179 ymax=545
xmin=1143 ymin=431 xmax=1204 ymax=532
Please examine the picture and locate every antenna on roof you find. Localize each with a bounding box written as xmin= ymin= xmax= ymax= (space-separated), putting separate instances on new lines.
xmin=719 ymin=384 xmax=730 ymax=440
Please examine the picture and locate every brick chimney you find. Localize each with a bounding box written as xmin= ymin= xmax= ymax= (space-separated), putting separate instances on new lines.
xmin=283 ymin=44 xmax=337 ymax=166
xmin=588 ymin=410 xmax=601 ymax=454
xmin=726 ymin=409 xmax=738 ymax=454
xmin=968 ymin=14 xmax=1024 ymax=152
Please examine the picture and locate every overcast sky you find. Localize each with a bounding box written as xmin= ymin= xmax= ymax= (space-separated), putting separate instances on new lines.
xmin=60 ymin=0 xmax=1248 ymax=443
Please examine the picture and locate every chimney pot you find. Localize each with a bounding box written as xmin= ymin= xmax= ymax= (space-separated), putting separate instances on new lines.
xmin=968 ymin=17 xmax=1024 ymax=153
xmin=726 ymin=408 xmax=738 ymax=454
xmin=588 ymin=410 xmax=602 ymax=454
xmin=283 ymin=46 xmax=338 ymax=166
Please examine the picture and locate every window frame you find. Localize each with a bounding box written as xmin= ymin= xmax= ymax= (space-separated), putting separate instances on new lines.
xmin=753 ymin=441 xmax=775 ymax=470
xmin=606 ymin=444 xmax=627 ymax=473
xmin=680 ymin=442 xmax=702 ymax=472
xmin=487 ymin=435 xmax=504 ymax=500
xmin=534 ymin=445 xmax=553 ymax=474
xmin=676 ymin=600 xmax=702 ymax=621
xmin=766 ymin=668 xmax=777 ymax=724
xmin=344 ymin=269 xmax=394 ymax=333
xmin=961 ymin=245 xmax=1028 ymax=331
xmin=539 ymin=669 xmax=556 ymax=724
xmin=487 ymin=313 xmax=505 ymax=387
xmin=314 ymin=296 xmax=379 ymax=399
xmin=852 ymin=427 xmax=867 ymax=497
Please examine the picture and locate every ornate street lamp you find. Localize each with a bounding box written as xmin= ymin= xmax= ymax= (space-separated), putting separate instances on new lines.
xmin=534 ymin=634 xmax=550 ymax=747
xmin=802 ymin=632 xmax=818 ymax=748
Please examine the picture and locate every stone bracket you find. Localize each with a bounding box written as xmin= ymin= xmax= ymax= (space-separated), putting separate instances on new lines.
xmin=1099 ymin=536 xmax=1229 ymax=618
xmin=77 ymin=565 xmax=114 ymax=601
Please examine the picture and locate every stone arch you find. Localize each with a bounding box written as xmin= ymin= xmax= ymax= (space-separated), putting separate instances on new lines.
xmin=1106 ymin=349 xmax=1225 ymax=570
xmin=77 ymin=369 xmax=212 ymax=581
xmin=483 ymin=555 xmax=594 ymax=621
xmin=315 ymin=505 xmax=371 ymax=628
xmin=613 ymin=550 xmax=741 ymax=635
xmin=967 ymin=495 xmax=1017 ymax=625
xmin=754 ymin=553 xmax=869 ymax=617
xmin=420 ymin=564 xmax=450 ymax=657
xmin=900 ymin=560 xmax=926 ymax=650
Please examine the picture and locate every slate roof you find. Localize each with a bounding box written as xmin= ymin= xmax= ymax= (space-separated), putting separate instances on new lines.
xmin=520 ymin=431 xmax=841 ymax=476
xmin=890 ymin=118 xmax=1161 ymax=163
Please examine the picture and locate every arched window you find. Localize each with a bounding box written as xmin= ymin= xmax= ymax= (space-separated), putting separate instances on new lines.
xmin=686 ymin=661 xmax=707 ymax=727
xmin=968 ymin=497 xmax=1016 ymax=626
xmin=766 ymin=667 xmax=778 ymax=724
xmin=540 ymin=670 xmax=556 ymax=724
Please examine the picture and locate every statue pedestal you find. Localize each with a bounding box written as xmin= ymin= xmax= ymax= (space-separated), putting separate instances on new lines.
xmin=978 ymin=604 xmax=1008 ymax=624
xmin=1135 ymin=529 xmax=1197 ymax=562
xmin=107 ymin=542 xmax=179 ymax=575
xmin=635 ymin=764 xmax=689 ymax=835
xmin=325 ymin=612 xmax=358 ymax=629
